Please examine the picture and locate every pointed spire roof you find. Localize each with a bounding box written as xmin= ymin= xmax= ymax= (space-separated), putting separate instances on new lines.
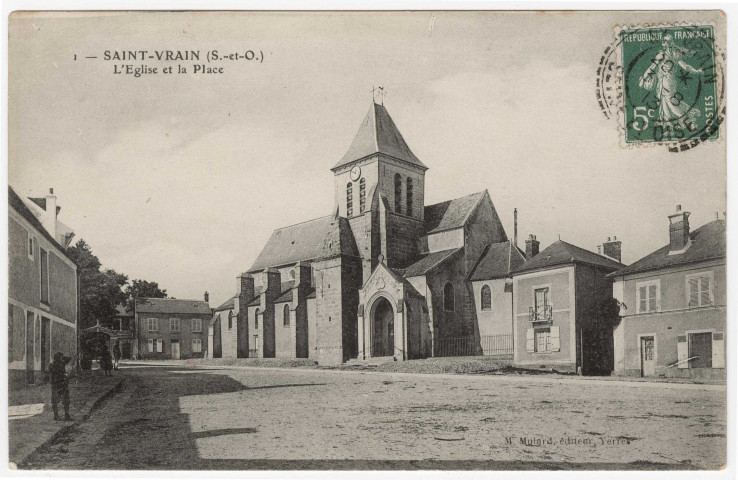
xmin=332 ymin=102 xmax=427 ymax=171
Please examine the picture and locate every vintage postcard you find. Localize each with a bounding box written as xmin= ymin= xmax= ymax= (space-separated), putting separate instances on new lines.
xmin=5 ymin=8 xmax=729 ymax=475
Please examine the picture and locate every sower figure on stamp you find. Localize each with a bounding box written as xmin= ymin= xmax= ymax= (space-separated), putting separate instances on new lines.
xmin=638 ymin=34 xmax=703 ymax=130
xmin=49 ymin=352 xmax=72 ymax=421
xmin=113 ymin=341 xmax=121 ymax=370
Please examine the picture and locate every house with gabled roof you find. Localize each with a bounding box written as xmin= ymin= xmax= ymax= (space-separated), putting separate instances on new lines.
xmin=511 ymin=236 xmax=625 ymax=375
xmin=8 ymin=186 xmax=78 ymax=386
xmin=238 ymin=101 xmax=524 ymax=365
xmin=608 ymin=206 xmax=726 ymax=379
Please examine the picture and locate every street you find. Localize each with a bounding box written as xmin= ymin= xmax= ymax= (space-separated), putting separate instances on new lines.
xmin=23 ymin=365 xmax=726 ymax=470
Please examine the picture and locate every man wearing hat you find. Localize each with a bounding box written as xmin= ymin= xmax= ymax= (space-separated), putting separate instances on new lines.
xmin=49 ymin=352 xmax=72 ymax=421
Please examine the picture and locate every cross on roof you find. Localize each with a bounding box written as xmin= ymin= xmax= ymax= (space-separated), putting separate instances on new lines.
xmin=371 ymin=86 xmax=386 ymax=105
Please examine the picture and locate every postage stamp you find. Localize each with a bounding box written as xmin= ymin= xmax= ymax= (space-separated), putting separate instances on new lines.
xmin=596 ymin=23 xmax=725 ymax=152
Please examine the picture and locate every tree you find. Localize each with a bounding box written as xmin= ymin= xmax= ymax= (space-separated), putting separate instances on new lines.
xmin=125 ymin=279 xmax=167 ymax=313
xmin=67 ymin=239 xmax=128 ymax=330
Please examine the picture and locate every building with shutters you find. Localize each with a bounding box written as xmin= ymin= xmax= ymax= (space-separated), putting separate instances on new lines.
xmin=8 ymin=186 xmax=78 ymax=386
xmin=511 ymin=236 xmax=624 ymax=375
xmin=134 ymin=296 xmax=212 ymax=359
xmin=236 ymin=101 xmax=525 ymax=365
xmin=608 ymin=207 xmax=726 ymax=379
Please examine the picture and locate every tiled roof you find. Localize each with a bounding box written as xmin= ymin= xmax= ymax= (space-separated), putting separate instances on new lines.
xmin=424 ymin=191 xmax=486 ymax=234
xmin=403 ymin=248 xmax=462 ymax=277
xmin=274 ymin=289 xmax=294 ymax=304
xmin=469 ymin=241 xmax=527 ymax=281
xmin=135 ymin=298 xmax=212 ymax=315
xmin=214 ymin=295 xmax=238 ymax=312
xmin=8 ymin=186 xmax=76 ymax=263
xmin=274 ymin=281 xmax=296 ymax=303
xmin=248 ymin=215 xmax=359 ymax=272
xmin=513 ymin=240 xmax=624 ymax=274
xmin=333 ymin=102 xmax=426 ymax=171
xmin=609 ymin=220 xmax=725 ymax=277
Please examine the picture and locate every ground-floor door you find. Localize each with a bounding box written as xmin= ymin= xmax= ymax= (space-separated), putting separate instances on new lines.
xmin=40 ymin=317 xmax=50 ymax=374
xmin=689 ymin=332 xmax=712 ymax=368
xmin=171 ymin=340 xmax=181 ymax=360
xmin=26 ymin=311 xmax=34 ymax=383
xmin=640 ymin=336 xmax=655 ymax=377
xmin=372 ymin=297 xmax=394 ymax=357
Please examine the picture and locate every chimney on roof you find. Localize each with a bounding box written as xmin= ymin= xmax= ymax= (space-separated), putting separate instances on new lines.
xmin=513 ymin=208 xmax=518 ymax=247
xmin=203 ymin=291 xmax=209 ymax=303
xmin=525 ymin=234 xmax=540 ymax=259
xmin=43 ymin=188 xmax=58 ymax=241
xmin=668 ymin=205 xmax=691 ymax=252
xmin=602 ymin=236 xmax=622 ymax=262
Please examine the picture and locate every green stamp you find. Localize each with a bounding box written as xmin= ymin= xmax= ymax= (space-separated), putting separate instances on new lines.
xmin=620 ymin=25 xmax=720 ymax=145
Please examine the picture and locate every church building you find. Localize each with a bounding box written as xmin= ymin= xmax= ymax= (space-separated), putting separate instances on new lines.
xmin=237 ymin=102 xmax=520 ymax=365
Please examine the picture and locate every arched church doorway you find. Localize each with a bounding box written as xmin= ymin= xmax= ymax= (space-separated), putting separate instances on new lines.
xmin=372 ymin=296 xmax=394 ymax=357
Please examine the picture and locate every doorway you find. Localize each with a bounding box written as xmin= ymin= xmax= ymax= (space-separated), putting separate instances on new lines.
xmin=171 ymin=340 xmax=181 ymax=360
xmin=40 ymin=317 xmax=50 ymax=374
xmin=26 ymin=311 xmax=34 ymax=383
xmin=372 ymin=297 xmax=394 ymax=357
xmin=640 ymin=336 xmax=655 ymax=377
xmin=689 ymin=332 xmax=712 ymax=368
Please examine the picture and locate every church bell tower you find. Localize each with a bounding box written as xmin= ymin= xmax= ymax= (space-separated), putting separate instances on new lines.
xmin=331 ymin=101 xmax=428 ymax=283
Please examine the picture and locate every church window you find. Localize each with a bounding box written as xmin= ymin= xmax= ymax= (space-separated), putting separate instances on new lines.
xmin=228 ymin=311 xmax=233 ymax=330
xmin=406 ymin=178 xmax=413 ymax=216
xmin=444 ymin=283 xmax=455 ymax=312
xmin=481 ymin=285 xmax=492 ymax=311
xmin=359 ymin=178 xmax=366 ymax=213
xmin=283 ymin=304 xmax=290 ymax=327
xmin=394 ymin=173 xmax=402 ymax=213
xmin=346 ymin=183 xmax=353 ymax=216
xmin=254 ymin=309 xmax=260 ymax=329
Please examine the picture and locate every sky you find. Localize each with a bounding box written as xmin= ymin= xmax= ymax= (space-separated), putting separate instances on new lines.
xmin=8 ymin=11 xmax=727 ymax=309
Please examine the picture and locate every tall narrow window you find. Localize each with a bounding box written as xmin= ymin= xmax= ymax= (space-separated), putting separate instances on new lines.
xmin=481 ymin=285 xmax=492 ymax=311
xmin=283 ymin=304 xmax=290 ymax=327
xmin=534 ymin=288 xmax=549 ymax=314
xmin=687 ymin=272 xmax=713 ymax=307
xmin=169 ymin=318 xmax=181 ymax=332
xmin=192 ymin=318 xmax=202 ymax=333
xmin=443 ymin=282 xmax=455 ymax=312
xmin=228 ymin=311 xmax=233 ymax=330
xmin=39 ymin=248 xmax=49 ymax=304
xmin=359 ymin=178 xmax=366 ymax=213
xmin=406 ymin=178 xmax=413 ymax=216
xmin=346 ymin=183 xmax=353 ymax=216
xmin=255 ymin=308 xmax=260 ymax=329
xmin=394 ymin=173 xmax=402 ymax=213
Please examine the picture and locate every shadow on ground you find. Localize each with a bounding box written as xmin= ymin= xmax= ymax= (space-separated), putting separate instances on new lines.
xmin=22 ymin=366 xmax=703 ymax=471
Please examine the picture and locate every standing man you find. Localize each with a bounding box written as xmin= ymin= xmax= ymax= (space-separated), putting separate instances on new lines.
xmin=113 ymin=341 xmax=122 ymax=370
xmin=49 ymin=352 xmax=72 ymax=421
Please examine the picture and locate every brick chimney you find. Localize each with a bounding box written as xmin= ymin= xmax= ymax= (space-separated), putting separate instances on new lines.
xmin=525 ymin=234 xmax=540 ymax=259
xmin=44 ymin=188 xmax=58 ymax=241
xmin=668 ymin=205 xmax=691 ymax=252
xmin=602 ymin=236 xmax=622 ymax=262
xmin=203 ymin=291 xmax=209 ymax=303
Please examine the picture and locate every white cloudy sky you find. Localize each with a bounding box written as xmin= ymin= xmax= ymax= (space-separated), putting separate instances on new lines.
xmin=8 ymin=11 xmax=726 ymax=308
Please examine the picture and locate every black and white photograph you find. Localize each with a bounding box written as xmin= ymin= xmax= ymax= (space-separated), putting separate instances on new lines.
xmin=3 ymin=5 xmax=732 ymax=476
